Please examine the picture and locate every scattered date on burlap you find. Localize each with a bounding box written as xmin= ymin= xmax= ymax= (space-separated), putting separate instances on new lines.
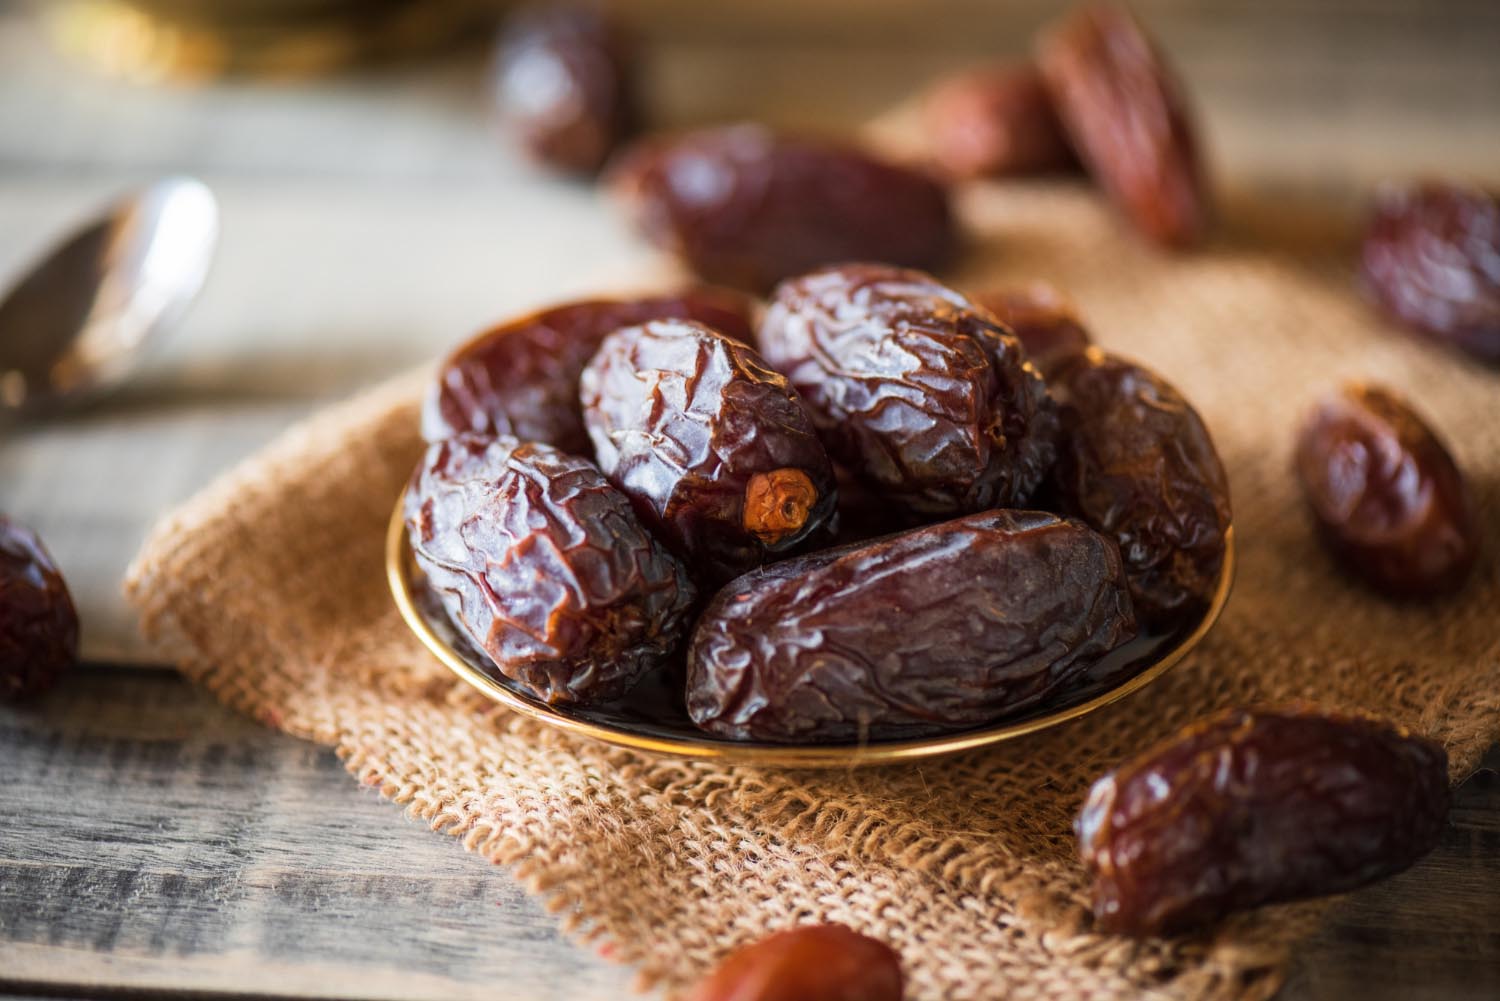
xmin=127 ymin=185 xmax=1500 ymax=1001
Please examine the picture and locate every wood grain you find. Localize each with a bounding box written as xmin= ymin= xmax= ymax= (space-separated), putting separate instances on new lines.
xmin=0 ymin=667 xmax=636 ymax=1001
xmin=1 ymin=669 xmax=1497 ymax=1000
xmin=1 ymin=3 xmax=1497 ymax=661
xmin=2 ymin=1 xmax=1499 ymax=996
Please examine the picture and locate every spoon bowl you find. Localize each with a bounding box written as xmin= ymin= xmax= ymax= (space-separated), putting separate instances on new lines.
xmin=0 ymin=176 xmax=218 ymax=416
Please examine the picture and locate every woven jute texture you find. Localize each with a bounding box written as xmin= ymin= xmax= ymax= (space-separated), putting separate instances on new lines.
xmin=126 ymin=184 xmax=1500 ymax=1001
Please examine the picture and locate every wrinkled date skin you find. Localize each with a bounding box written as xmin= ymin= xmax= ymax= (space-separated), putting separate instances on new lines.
xmin=1037 ymin=4 xmax=1208 ymax=247
xmin=609 ymin=125 xmax=955 ymax=292
xmin=0 ymin=516 xmax=79 ymax=702
xmin=1077 ymin=707 xmax=1451 ymax=936
xmin=924 ymin=63 xmax=1078 ymax=179
xmin=759 ymin=264 xmax=1057 ymax=518
xmin=1295 ymin=384 xmax=1478 ymax=598
xmin=404 ymin=434 xmax=695 ymax=705
xmin=1361 ymin=181 xmax=1500 ymax=365
xmin=579 ymin=319 xmax=837 ymax=586
xmin=421 ymin=289 xmax=755 ymax=453
xmin=686 ymin=924 xmax=904 ymax=1001
xmin=687 ymin=510 xmax=1136 ymax=743
xmin=492 ymin=5 xmax=638 ymax=173
xmin=1050 ymin=349 xmax=1231 ymax=627
xmin=973 ymin=282 xmax=1093 ymax=378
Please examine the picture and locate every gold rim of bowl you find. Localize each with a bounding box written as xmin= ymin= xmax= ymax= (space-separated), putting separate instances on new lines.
xmin=387 ymin=497 xmax=1235 ymax=768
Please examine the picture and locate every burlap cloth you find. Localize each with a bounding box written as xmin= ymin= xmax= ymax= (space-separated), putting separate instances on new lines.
xmin=125 ymin=184 xmax=1499 ymax=1001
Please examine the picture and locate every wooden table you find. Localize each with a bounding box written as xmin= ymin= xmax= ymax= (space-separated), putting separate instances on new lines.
xmin=2 ymin=2 xmax=1498 ymax=997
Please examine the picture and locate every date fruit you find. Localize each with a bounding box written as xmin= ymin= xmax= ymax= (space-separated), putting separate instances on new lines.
xmin=687 ymin=510 xmax=1135 ymax=743
xmin=492 ymin=5 xmax=638 ymax=173
xmin=687 ymin=924 xmax=904 ymax=1001
xmin=580 ymin=319 xmax=836 ymax=585
xmin=0 ymin=516 xmax=79 ymax=702
xmin=924 ymin=63 xmax=1077 ymax=179
xmin=421 ymin=289 xmax=755 ymax=453
xmin=1049 ymin=350 xmax=1230 ymax=627
xmin=608 ymin=125 xmax=955 ymax=292
xmin=1361 ymin=181 xmax=1500 ymax=365
xmin=759 ymin=264 xmax=1057 ymax=518
xmin=1037 ymin=4 xmax=1208 ymax=247
xmin=1077 ymin=707 xmax=1451 ymax=936
xmin=403 ymin=434 xmax=694 ymax=704
xmin=1295 ymin=384 xmax=1478 ymax=598
xmin=973 ymin=282 xmax=1093 ymax=377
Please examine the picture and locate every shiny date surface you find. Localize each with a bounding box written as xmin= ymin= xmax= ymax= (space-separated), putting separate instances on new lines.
xmin=580 ymin=319 xmax=836 ymax=586
xmin=687 ymin=509 xmax=1135 ymax=743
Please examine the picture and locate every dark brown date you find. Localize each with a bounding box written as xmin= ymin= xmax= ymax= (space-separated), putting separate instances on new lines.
xmin=1077 ymin=707 xmax=1451 ymax=936
xmin=973 ymin=282 xmax=1093 ymax=377
xmin=1361 ymin=181 xmax=1500 ymax=365
xmin=1295 ymin=384 xmax=1478 ymax=598
xmin=403 ymin=434 xmax=694 ymax=704
xmin=687 ymin=510 xmax=1135 ymax=743
xmin=0 ymin=516 xmax=78 ymax=702
xmin=1050 ymin=349 xmax=1231 ymax=627
xmin=491 ymin=5 xmax=638 ymax=174
xmin=758 ymin=264 xmax=1057 ymax=518
xmin=924 ymin=63 xmax=1078 ymax=179
xmin=608 ymin=125 xmax=955 ymax=292
xmin=421 ymin=289 xmax=755 ymax=453
xmin=579 ymin=319 xmax=837 ymax=585
xmin=686 ymin=924 xmax=904 ymax=1001
xmin=1037 ymin=4 xmax=1209 ymax=247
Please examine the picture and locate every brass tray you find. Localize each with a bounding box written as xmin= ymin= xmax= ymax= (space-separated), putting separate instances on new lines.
xmin=387 ymin=500 xmax=1234 ymax=767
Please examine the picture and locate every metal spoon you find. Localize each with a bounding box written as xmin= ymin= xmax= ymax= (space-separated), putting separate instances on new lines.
xmin=0 ymin=176 xmax=218 ymax=416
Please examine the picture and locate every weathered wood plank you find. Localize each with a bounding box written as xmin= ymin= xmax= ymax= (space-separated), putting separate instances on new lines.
xmin=2 ymin=2 xmax=1499 ymax=992
xmin=0 ymin=668 xmax=638 ymax=1001
xmin=2 ymin=669 xmax=1498 ymax=1000
xmin=0 ymin=172 xmax=652 ymax=663
xmin=2 ymin=5 xmax=1497 ymax=180
xmin=2 ymin=2 xmax=1498 ymax=663
xmin=1281 ymin=761 xmax=1500 ymax=1000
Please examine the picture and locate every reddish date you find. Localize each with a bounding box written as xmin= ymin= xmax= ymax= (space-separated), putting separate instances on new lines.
xmin=924 ymin=63 xmax=1078 ymax=179
xmin=491 ymin=5 xmax=638 ymax=174
xmin=421 ymin=289 xmax=755 ymax=453
xmin=608 ymin=125 xmax=955 ymax=292
xmin=1077 ymin=707 xmax=1450 ymax=936
xmin=1037 ymin=4 xmax=1208 ymax=247
xmin=1361 ymin=181 xmax=1500 ymax=365
xmin=1295 ymin=384 xmax=1478 ymax=598
xmin=579 ymin=319 xmax=837 ymax=585
xmin=687 ymin=924 xmax=904 ymax=1001
xmin=1049 ymin=350 xmax=1231 ymax=627
xmin=0 ymin=516 xmax=78 ymax=702
xmin=687 ymin=510 xmax=1135 ymax=743
xmin=403 ymin=434 xmax=694 ymax=704
xmin=758 ymin=264 xmax=1057 ymax=518
xmin=973 ymin=282 xmax=1093 ymax=377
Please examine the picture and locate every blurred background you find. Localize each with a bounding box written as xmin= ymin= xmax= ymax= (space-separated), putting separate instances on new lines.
xmin=1 ymin=0 xmax=1497 ymax=659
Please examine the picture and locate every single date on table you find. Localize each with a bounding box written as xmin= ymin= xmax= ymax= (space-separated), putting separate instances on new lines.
xmin=1077 ymin=706 xmax=1450 ymax=935
xmin=0 ymin=516 xmax=78 ymax=702
xmin=1295 ymin=383 xmax=1478 ymax=598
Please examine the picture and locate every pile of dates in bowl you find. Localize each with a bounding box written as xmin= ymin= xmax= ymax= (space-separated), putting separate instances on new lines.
xmin=402 ymin=263 xmax=1233 ymax=747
